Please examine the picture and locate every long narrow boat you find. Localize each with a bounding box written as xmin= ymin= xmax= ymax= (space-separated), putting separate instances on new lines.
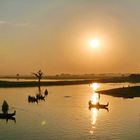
xmin=89 ymin=101 xmax=109 ymax=109
xmin=0 ymin=111 xmax=16 ymax=118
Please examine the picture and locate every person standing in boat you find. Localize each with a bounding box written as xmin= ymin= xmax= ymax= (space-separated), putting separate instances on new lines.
xmin=98 ymin=93 xmax=100 ymax=100
xmin=96 ymin=93 xmax=100 ymax=105
xmin=2 ymin=100 xmax=9 ymax=114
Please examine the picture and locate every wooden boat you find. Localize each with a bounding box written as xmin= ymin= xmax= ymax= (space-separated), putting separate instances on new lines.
xmin=0 ymin=116 xmax=16 ymax=123
xmin=89 ymin=101 xmax=109 ymax=109
xmin=28 ymin=95 xmax=38 ymax=103
xmin=36 ymin=94 xmax=45 ymax=100
xmin=0 ymin=111 xmax=16 ymax=118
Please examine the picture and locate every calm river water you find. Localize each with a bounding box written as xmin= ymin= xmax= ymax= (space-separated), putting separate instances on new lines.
xmin=0 ymin=82 xmax=140 ymax=140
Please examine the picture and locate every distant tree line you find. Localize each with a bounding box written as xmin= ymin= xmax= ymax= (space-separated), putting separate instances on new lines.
xmin=128 ymin=74 xmax=140 ymax=82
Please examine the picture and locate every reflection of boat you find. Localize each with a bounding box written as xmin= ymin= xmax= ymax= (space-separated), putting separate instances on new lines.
xmin=89 ymin=101 xmax=109 ymax=109
xmin=0 ymin=111 xmax=16 ymax=118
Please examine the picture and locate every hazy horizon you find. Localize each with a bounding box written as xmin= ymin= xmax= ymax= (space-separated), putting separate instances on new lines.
xmin=0 ymin=71 xmax=137 ymax=77
xmin=0 ymin=0 xmax=140 ymax=75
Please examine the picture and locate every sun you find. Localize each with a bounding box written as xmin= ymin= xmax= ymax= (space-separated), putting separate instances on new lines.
xmin=89 ymin=39 xmax=100 ymax=48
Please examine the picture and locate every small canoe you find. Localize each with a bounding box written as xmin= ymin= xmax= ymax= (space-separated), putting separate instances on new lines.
xmin=89 ymin=101 xmax=109 ymax=109
xmin=28 ymin=95 xmax=38 ymax=103
xmin=36 ymin=94 xmax=45 ymax=100
xmin=0 ymin=111 xmax=16 ymax=118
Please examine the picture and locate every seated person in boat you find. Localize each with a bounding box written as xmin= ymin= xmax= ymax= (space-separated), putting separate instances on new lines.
xmin=44 ymin=89 xmax=48 ymax=96
xmin=2 ymin=100 xmax=9 ymax=114
xmin=89 ymin=100 xmax=100 ymax=106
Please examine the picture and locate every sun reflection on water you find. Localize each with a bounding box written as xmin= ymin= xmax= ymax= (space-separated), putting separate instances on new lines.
xmin=91 ymin=93 xmax=99 ymax=104
xmin=90 ymin=83 xmax=100 ymax=91
xmin=41 ymin=120 xmax=46 ymax=126
xmin=90 ymin=83 xmax=100 ymax=104
xmin=90 ymin=108 xmax=98 ymax=134
xmin=89 ymin=83 xmax=100 ymax=134
xmin=91 ymin=108 xmax=98 ymax=126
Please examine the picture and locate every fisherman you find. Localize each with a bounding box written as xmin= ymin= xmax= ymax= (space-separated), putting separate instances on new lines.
xmin=97 ymin=93 xmax=100 ymax=105
xmin=44 ymin=89 xmax=48 ymax=96
xmin=2 ymin=100 xmax=9 ymax=114
xmin=98 ymin=93 xmax=100 ymax=100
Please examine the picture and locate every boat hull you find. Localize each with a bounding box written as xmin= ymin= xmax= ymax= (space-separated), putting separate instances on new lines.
xmin=0 ymin=111 xmax=16 ymax=118
xmin=89 ymin=104 xmax=108 ymax=108
xmin=89 ymin=101 xmax=109 ymax=109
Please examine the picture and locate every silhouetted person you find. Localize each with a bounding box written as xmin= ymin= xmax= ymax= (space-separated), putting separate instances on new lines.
xmin=89 ymin=100 xmax=92 ymax=106
xmin=2 ymin=100 xmax=9 ymax=114
xmin=44 ymin=89 xmax=48 ymax=96
xmin=98 ymin=93 xmax=100 ymax=100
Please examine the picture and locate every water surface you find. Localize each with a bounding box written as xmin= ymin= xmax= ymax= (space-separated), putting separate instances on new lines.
xmin=0 ymin=83 xmax=140 ymax=140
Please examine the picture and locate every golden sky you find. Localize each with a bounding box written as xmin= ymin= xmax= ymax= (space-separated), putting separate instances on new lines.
xmin=0 ymin=0 xmax=140 ymax=75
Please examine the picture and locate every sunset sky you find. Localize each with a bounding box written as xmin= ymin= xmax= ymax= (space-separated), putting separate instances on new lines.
xmin=0 ymin=0 xmax=140 ymax=75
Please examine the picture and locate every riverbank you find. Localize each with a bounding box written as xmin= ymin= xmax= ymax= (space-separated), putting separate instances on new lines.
xmin=98 ymin=86 xmax=140 ymax=98
xmin=0 ymin=78 xmax=140 ymax=88
xmin=1 ymin=75 xmax=140 ymax=88
xmin=0 ymin=80 xmax=94 ymax=88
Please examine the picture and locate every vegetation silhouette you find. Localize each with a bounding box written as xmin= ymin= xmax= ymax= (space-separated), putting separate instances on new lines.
xmin=1 ymin=74 xmax=140 ymax=88
xmin=32 ymin=70 xmax=43 ymax=86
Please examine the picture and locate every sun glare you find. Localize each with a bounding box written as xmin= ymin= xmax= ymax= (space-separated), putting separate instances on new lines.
xmin=91 ymin=93 xmax=99 ymax=104
xmin=90 ymin=83 xmax=100 ymax=91
xmin=91 ymin=108 xmax=98 ymax=126
xmin=89 ymin=39 xmax=100 ymax=48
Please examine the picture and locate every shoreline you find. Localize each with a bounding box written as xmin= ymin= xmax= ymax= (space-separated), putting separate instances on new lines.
xmin=0 ymin=80 xmax=94 ymax=88
xmin=0 ymin=79 xmax=140 ymax=88
xmin=98 ymin=86 xmax=140 ymax=98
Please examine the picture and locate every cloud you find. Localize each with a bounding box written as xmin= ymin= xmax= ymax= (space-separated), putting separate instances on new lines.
xmin=13 ymin=22 xmax=31 ymax=27
xmin=0 ymin=20 xmax=6 ymax=24
xmin=0 ymin=20 xmax=31 ymax=27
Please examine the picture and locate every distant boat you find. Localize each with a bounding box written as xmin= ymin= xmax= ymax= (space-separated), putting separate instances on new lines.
xmin=89 ymin=100 xmax=109 ymax=109
xmin=28 ymin=95 xmax=38 ymax=103
xmin=0 ymin=111 xmax=16 ymax=118
xmin=36 ymin=94 xmax=45 ymax=100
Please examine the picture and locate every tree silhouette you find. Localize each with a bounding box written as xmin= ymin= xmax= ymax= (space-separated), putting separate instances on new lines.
xmin=32 ymin=70 xmax=43 ymax=86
